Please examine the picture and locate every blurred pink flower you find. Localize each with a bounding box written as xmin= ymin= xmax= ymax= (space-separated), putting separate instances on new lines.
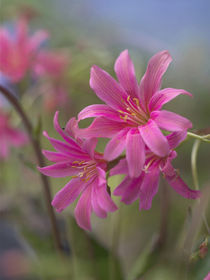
xmin=0 ymin=18 xmax=48 ymax=82
xmin=204 ymin=272 xmax=210 ymax=280
xmin=33 ymin=50 xmax=69 ymax=78
xmin=38 ymin=112 xmax=117 ymax=230
xmin=111 ymin=131 xmax=200 ymax=209
xmin=40 ymin=83 xmax=69 ymax=112
xmin=0 ymin=111 xmax=27 ymax=159
xmin=78 ymin=50 xmax=192 ymax=178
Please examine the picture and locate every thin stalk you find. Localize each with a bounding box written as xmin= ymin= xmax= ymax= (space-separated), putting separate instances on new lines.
xmin=187 ymin=132 xmax=210 ymax=143
xmin=0 ymin=85 xmax=64 ymax=255
xmin=191 ymin=139 xmax=210 ymax=234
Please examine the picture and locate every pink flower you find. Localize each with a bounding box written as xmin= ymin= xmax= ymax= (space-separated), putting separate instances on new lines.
xmin=40 ymin=83 xmax=69 ymax=112
xmin=204 ymin=272 xmax=210 ymax=280
xmin=0 ymin=18 xmax=48 ymax=82
xmin=78 ymin=50 xmax=192 ymax=178
xmin=0 ymin=111 xmax=27 ymax=159
xmin=38 ymin=112 xmax=117 ymax=231
xmin=110 ymin=131 xmax=200 ymax=209
xmin=33 ymin=50 xmax=69 ymax=79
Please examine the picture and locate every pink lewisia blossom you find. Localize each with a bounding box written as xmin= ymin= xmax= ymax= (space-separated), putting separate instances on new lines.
xmin=0 ymin=18 xmax=48 ymax=82
xmin=204 ymin=272 xmax=210 ymax=280
xmin=33 ymin=50 xmax=69 ymax=78
xmin=40 ymin=83 xmax=69 ymax=112
xmin=0 ymin=111 xmax=27 ymax=159
xmin=110 ymin=131 xmax=200 ymax=209
xmin=78 ymin=50 xmax=192 ymax=178
xmin=38 ymin=112 xmax=117 ymax=231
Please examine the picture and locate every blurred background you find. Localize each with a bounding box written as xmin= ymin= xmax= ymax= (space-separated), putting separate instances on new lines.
xmin=0 ymin=0 xmax=209 ymax=279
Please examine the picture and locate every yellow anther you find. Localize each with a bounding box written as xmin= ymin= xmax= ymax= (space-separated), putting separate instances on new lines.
xmin=127 ymin=95 xmax=131 ymax=102
xmin=118 ymin=110 xmax=124 ymax=114
xmin=131 ymin=113 xmax=136 ymax=116
xmin=133 ymin=98 xmax=140 ymax=107
xmin=72 ymin=175 xmax=78 ymax=178
xmin=72 ymin=161 xmax=80 ymax=164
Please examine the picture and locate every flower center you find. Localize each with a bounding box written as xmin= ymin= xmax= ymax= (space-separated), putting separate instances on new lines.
xmin=71 ymin=160 xmax=97 ymax=182
xmin=118 ymin=95 xmax=149 ymax=126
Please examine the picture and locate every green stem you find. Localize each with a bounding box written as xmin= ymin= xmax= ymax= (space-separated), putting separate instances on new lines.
xmin=187 ymin=132 xmax=210 ymax=143
xmin=191 ymin=139 xmax=210 ymax=234
xmin=191 ymin=140 xmax=201 ymax=191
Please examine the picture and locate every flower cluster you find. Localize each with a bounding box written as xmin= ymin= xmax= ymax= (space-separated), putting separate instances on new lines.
xmin=0 ymin=111 xmax=27 ymax=159
xmin=0 ymin=18 xmax=70 ymax=111
xmin=39 ymin=50 xmax=200 ymax=230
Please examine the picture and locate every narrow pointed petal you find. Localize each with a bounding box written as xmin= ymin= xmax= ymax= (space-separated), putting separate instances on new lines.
xmin=82 ymin=138 xmax=98 ymax=158
xmin=52 ymin=178 xmax=83 ymax=212
xmin=42 ymin=150 xmax=71 ymax=162
xmin=163 ymin=163 xmax=201 ymax=199
xmin=121 ymin=175 xmax=143 ymax=204
xmin=64 ymin=117 xmax=78 ymax=138
xmin=43 ymin=131 xmax=89 ymax=160
xmin=90 ymin=65 xmax=128 ymax=110
xmin=54 ymin=112 xmax=81 ymax=150
xmin=151 ymin=110 xmax=192 ymax=131
xmin=38 ymin=162 xmax=78 ymax=177
xmin=139 ymin=119 xmax=169 ymax=157
xmin=77 ymin=117 xmax=127 ymax=139
xmin=110 ymin=159 xmax=128 ymax=176
xmin=166 ymin=131 xmax=187 ymax=149
xmin=75 ymin=186 xmax=92 ymax=231
xmin=126 ymin=129 xmax=145 ymax=177
xmin=139 ymin=169 xmax=160 ymax=210
xmin=95 ymin=168 xmax=118 ymax=212
xmin=114 ymin=49 xmax=138 ymax=97
xmin=91 ymin=184 xmax=107 ymax=218
xmin=78 ymin=104 xmax=122 ymax=122
xmin=139 ymin=51 xmax=172 ymax=106
xmin=104 ymin=128 xmax=129 ymax=161
xmin=114 ymin=176 xmax=132 ymax=196
xmin=149 ymin=88 xmax=192 ymax=111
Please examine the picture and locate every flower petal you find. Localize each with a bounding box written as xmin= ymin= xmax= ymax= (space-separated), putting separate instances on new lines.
xmin=75 ymin=186 xmax=92 ymax=231
xmin=114 ymin=176 xmax=132 ymax=196
xmin=90 ymin=65 xmax=128 ymax=110
xmin=114 ymin=49 xmax=138 ymax=98
xmin=104 ymin=128 xmax=129 ymax=161
xmin=43 ymin=131 xmax=89 ymax=160
xmin=139 ymin=119 xmax=169 ymax=157
xmin=121 ymin=175 xmax=143 ymax=204
xmin=95 ymin=168 xmax=118 ymax=212
xmin=53 ymin=112 xmax=81 ymax=150
xmin=77 ymin=117 xmax=127 ymax=139
xmin=78 ymin=104 xmax=122 ymax=122
xmin=42 ymin=150 xmax=71 ymax=162
xmin=38 ymin=162 xmax=78 ymax=177
xmin=91 ymin=187 xmax=107 ymax=218
xmin=166 ymin=131 xmax=187 ymax=149
xmin=51 ymin=178 xmax=83 ymax=212
xmin=149 ymin=88 xmax=192 ymax=111
xmin=139 ymin=50 xmax=172 ymax=107
xmin=139 ymin=169 xmax=160 ymax=210
xmin=151 ymin=110 xmax=192 ymax=131
xmin=126 ymin=129 xmax=145 ymax=177
xmin=163 ymin=163 xmax=201 ymax=199
xmin=82 ymin=138 xmax=98 ymax=158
